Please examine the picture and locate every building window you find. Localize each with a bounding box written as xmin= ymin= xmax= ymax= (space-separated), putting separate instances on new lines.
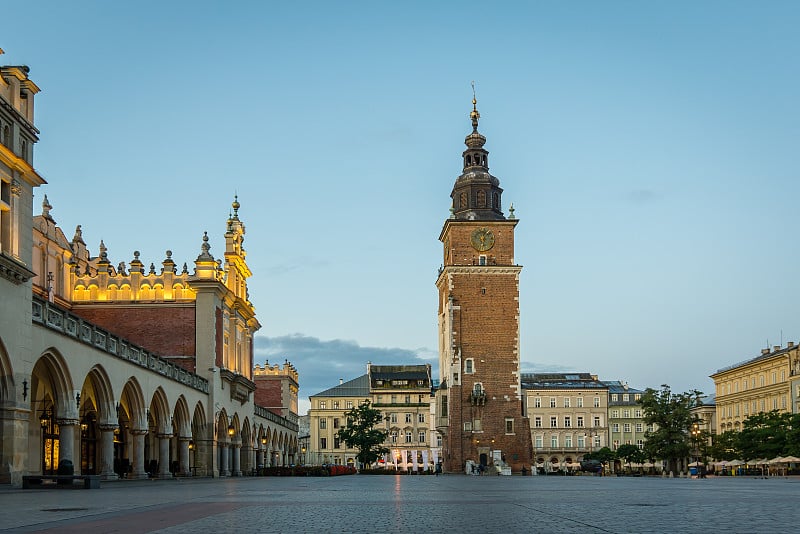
xmin=782 ymin=396 xmax=787 ymax=409
xmin=534 ymin=416 xmax=542 ymax=428
xmin=418 ymin=431 xmax=426 ymax=443
xmin=637 ymin=439 xmax=644 ymax=449
xmin=623 ymin=423 xmax=631 ymax=433
xmin=473 ymin=419 xmax=482 ymax=431
xmin=565 ymin=435 xmax=572 ymax=447
xmin=612 ymin=423 xmax=619 ymax=432
xmin=405 ymin=413 xmax=412 ymax=423
xmin=505 ymin=418 xmax=514 ymax=434
xmin=319 ymin=401 xmax=326 ymax=409
xmin=550 ymin=397 xmax=556 ymax=408
xmin=464 ymin=422 xmax=472 ymax=431
xmin=551 ymin=435 xmax=558 ymax=448
xmin=535 ymin=435 xmax=543 ymax=449
xmin=331 ymin=401 xmax=339 ymax=409
xmin=391 ymin=413 xmax=398 ymax=423
xmin=391 ymin=431 xmax=398 ymax=443
xmin=634 ymin=409 xmax=642 ymax=418
xmin=334 ymin=437 xmax=341 ymax=449
xmin=594 ymin=436 xmax=601 ymax=448
xmin=593 ymin=416 xmax=601 ymax=427
xmin=577 ymin=435 xmax=585 ymax=448
xmin=611 ymin=394 xmax=618 ymax=402
xmin=346 ymin=401 xmax=353 ymax=409
xmin=404 ymin=395 xmax=411 ymax=404
xmin=333 ymin=418 xmax=340 ymax=429
xmin=773 ymin=398 xmax=778 ymax=410
xmin=479 ymin=255 xmax=487 ymax=266
xmin=465 ymin=359 xmax=474 ymax=374
xmin=760 ymin=376 xmax=765 ymax=387
xmin=623 ymin=409 xmax=630 ymax=418
xmin=319 ymin=419 xmax=327 ymax=429
xmin=611 ymin=409 xmax=619 ymax=418
xmin=623 ymin=394 xmax=629 ymax=401
xmin=320 ymin=438 xmax=327 ymax=449
xmin=613 ymin=439 xmax=619 ymax=450
xmin=635 ymin=423 xmax=643 ymax=432
xmin=418 ymin=413 xmax=425 ymax=423
xmin=391 ymin=395 xmax=397 ymax=404
xmin=634 ymin=394 xmax=641 ymax=401
xmin=594 ymin=397 xmax=600 ymax=408
xmin=534 ymin=397 xmax=541 ymax=408
xmin=577 ymin=416 xmax=584 ymax=428
xmin=405 ymin=431 xmax=412 ymax=443
xmin=564 ymin=416 xmax=572 ymax=428
xmin=550 ymin=416 xmax=557 ymax=428
xmin=564 ymin=397 xmax=570 ymax=408
xmin=577 ymin=397 xmax=583 ymax=408
xmin=772 ymin=372 xmax=776 ymax=384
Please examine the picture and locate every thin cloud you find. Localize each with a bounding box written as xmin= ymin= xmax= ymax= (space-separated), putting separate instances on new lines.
xmin=626 ymin=189 xmax=660 ymax=205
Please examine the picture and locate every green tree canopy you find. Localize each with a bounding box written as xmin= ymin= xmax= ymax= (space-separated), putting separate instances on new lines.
xmin=736 ymin=410 xmax=800 ymax=460
xmin=585 ymin=446 xmax=616 ymax=464
xmin=336 ymin=400 xmax=389 ymax=468
xmin=641 ymin=384 xmax=702 ymax=473
xmin=616 ymin=443 xmax=646 ymax=465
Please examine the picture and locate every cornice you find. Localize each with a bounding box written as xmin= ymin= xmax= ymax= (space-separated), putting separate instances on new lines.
xmin=0 ymin=252 xmax=35 ymax=284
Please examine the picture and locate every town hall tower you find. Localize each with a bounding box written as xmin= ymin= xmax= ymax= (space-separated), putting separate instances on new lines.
xmin=435 ymin=95 xmax=532 ymax=472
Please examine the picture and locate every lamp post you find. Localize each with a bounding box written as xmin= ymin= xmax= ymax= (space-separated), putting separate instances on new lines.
xmin=301 ymin=446 xmax=306 ymax=466
xmin=690 ymin=421 xmax=702 ymax=478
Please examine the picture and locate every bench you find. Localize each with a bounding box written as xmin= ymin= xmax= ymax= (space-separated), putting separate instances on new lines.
xmin=22 ymin=475 xmax=101 ymax=489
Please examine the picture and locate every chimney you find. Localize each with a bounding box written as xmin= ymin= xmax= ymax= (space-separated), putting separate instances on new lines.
xmin=761 ymin=348 xmax=770 ymax=355
xmin=339 ymin=378 xmax=343 ymax=385
xmin=774 ymin=345 xmax=781 ymax=352
xmin=788 ymin=342 xmax=795 ymax=349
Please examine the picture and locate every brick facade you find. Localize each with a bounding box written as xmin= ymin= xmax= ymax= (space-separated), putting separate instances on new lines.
xmin=73 ymin=304 xmax=196 ymax=371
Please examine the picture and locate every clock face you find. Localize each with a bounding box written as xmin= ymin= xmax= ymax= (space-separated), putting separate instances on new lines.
xmin=470 ymin=227 xmax=495 ymax=252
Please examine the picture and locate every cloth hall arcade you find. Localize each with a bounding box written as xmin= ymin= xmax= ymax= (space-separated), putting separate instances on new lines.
xmin=0 ymin=57 xmax=299 ymax=487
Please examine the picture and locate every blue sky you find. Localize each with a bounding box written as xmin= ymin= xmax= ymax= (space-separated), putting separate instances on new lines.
xmin=4 ymin=1 xmax=799 ymax=413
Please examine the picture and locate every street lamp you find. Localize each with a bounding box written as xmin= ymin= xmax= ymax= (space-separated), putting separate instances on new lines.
xmin=691 ymin=422 xmax=703 ymax=477
xmin=301 ymin=446 xmax=306 ymax=466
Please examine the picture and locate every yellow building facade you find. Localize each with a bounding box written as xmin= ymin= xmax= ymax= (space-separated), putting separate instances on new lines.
xmin=711 ymin=343 xmax=799 ymax=435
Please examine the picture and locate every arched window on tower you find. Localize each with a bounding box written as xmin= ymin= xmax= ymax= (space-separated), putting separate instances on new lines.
xmin=466 ymin=155 xmax=472 ymax=166
xmin=493 ymin=193 xmax=499 ymax=209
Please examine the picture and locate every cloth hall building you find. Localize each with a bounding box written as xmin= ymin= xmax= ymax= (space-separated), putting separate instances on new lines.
xmin=0 ymin=57 xmax=298 ymax=487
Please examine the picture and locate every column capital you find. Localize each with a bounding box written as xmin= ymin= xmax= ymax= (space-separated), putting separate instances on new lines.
xmin=57 ymin=418 xmax=80 ymax=427
xmin=130 ymin=429 xmax=148 ymax=436
xmin=99 ymin=424 xmax=119 ymax=432
xmin=157 ymin=433 xmax=173 ymax=439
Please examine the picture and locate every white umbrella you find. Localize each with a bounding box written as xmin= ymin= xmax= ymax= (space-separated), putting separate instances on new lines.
xmin=727 ymin=459 xmax=744 ymax=466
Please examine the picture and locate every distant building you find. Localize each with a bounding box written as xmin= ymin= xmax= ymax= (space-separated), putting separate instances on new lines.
xmin=603 ymin=381 xmax=647 ymax=454
xmin=710 ymin=343 xmax=798 ymax=435
xmin=308 ymin=363 xmax=439 ymax=470
xmin=522 ymin=373 xmax=608 ymax=472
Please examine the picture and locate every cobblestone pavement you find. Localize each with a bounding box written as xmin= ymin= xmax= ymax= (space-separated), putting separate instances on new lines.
xmin=0 ymin=475 xmax=797 ymax=533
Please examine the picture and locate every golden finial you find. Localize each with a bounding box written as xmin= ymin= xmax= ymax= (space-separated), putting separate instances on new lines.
xmin=470 ymin=80 xmax=480 ymax=131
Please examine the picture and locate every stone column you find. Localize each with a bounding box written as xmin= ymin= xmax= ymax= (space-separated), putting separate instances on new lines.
xmin=219 ymin=442 xmax=229 ymax=476
xmin=57 ymin=419 xmax=78 ymax=472
xmin=256 ymin=448 xmax=264 ymax=470
xmin=241 ymin=444 xmax=252 ymax=475
xmin=179 ymin=437 xmax=191 ymax=476
xmin=232 ymin=441 xmax=241 ymax=476
xmin=158 ymin=434 xmax=172 ymax=477
xmin=131 ymin=429 xmax=147 ymax=479
xmin=99 ymin=424 xmax=118 ymax=480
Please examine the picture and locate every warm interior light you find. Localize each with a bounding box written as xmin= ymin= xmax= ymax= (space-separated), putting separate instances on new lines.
xmin=188 ymin=439 xmax=194 ymax=450
xmin=227 ymin=423 xmax=235 ymax=437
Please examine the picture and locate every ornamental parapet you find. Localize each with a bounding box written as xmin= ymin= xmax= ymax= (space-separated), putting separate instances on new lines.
xmin=32 ymin=295 xmax=209 ymax=394
xmin=254 ymin=403 xmax=299 ymax=432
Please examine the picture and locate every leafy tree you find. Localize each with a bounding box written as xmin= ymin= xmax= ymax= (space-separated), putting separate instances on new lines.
xmin=616 ymin=444 xmax=646 ymax=467
xmin=585 ymin=446 xmax=616 ymax=464
xmin=641 ymin=384 xmax=702 ymax=474
xmin=708 ymin=430 xmax=739 ymax=461
xmin=736 ymin=410 xmax=794 ymax=460
xmin=336 ymin=400 xmax=389 ymax=469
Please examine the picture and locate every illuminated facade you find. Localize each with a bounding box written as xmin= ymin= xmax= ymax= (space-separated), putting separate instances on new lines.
xmin=0 ymin=55 xmax=298 ymax=487
xmin=711 ymin=343 xmax=797 ymax=435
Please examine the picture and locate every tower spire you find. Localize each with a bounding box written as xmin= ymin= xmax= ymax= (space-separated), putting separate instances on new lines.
xmin=470 ymin=81 xmax=480 ymax=132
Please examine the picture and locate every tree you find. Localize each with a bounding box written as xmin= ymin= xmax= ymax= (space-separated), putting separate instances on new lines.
xmin=641 ymin=384 xmax=702 ymax=474
xmin=336 ymin=400 xmax=389 ymax=469
xmin=585 ymin=446 xmax=616 ymax=464
xmin=616 ymin=444 xmax=646 ymax=469
xmin=708 ymin=430 xmax=739 ymax=462
xmin=736 ymin=410 xmax=794 ymax=460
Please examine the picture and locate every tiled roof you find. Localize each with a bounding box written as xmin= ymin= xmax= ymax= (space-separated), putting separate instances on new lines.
xmin=370 ymin=365 xmax=430 ymax=385
xmin=521 ymin=372 xmax=607 ymax=390
xmin=602 ymin=381 xmax=644 ymax=394
xmin=310 ymin=374 xmax=370 ymax=398
xmin=712 ymin=345 xmax=797 ymax=375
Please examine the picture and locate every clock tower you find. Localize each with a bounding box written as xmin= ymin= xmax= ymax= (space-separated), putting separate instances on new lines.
xmin=435 ymin=95 xmax=532 ymax=473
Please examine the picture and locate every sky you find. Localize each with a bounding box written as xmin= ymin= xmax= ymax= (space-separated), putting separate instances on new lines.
xmin=3 ymin=1 xmax=799 ymax=414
